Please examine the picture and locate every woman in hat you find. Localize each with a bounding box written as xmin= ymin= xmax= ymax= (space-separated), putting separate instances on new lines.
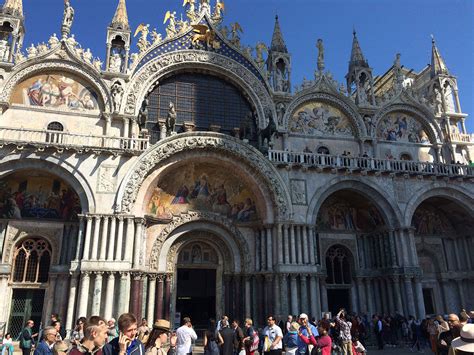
xmin=144 ymin=320 xmax=177 ymax=355
xmin=449 ymin=324 xmax=474 ymax=355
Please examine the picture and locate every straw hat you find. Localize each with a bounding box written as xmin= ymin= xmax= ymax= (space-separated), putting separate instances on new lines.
xmin=451 ymin=324 xmax=474 ymax=353
xmin=153 ymin=320 xmax=171 ymax=332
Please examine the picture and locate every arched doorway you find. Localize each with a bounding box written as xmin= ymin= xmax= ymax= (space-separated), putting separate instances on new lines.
xmin=325 ymin=245 xmax=354 ymax=314
xmin=9 ymin=238 xmax=52 ymax=338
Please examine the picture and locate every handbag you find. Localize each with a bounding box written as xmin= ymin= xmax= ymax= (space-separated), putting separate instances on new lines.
xmin=250 ymin=331 xmax=260 ymax=352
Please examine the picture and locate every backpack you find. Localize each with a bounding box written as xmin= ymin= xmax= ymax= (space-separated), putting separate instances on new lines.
xmin=250 ymin=331 xmax=259 ymax=352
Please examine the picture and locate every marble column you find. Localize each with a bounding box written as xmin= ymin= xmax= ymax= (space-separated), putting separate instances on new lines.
xmin=414 ymin=277 xmax=426 ymax=318
xmin=147 ymin=275 xmax=156 ymax=325
xmin=392 ymin=276 xmax=404 ymax=314
xmin=125 ymin=218 xmax=135 ymax=262
xmin=320 ymin=279 xmax=328 ymax=312
xmin=44 ymin=275 xmax=58 ymax=322
xmin=351 ymin=282 xmax=359 ymax=313
xmin=78 ymin=272 xmax=91 ymax=317
xmin=283 ymin=225 xmax=290 ymax=264
xmin=308 ymin=227 xmax=316 ymax=265
xmin=82 ymin=216 xmax=93 ymax=260
xmin=440 ymin=279 xmax=450 ymax=312
xmin=290 ymin=226 xmax=297 ymax=264
xmin=456 ymin=279 xmax=466 ymax=309
xmin=309 ymin=275 xmax=321 ymax=319
xmin=255 ymin=230 xmax=261 ymax=271
xmin=155 ymin=275 xmax=164 ymax=320
xmin=296 ymin=227 xmax=303 ymax=264
xmin=164 ymin=274 xmax=172 ymax=320
xmin=134 ymin=218 xmax=144 ymax=269
xmin=404 ymin=276 xmax=416 ymax=317
xmin=300 ymin=275 xmax=309 ymax=314
xmin=280 ymin=274 xmax=289 ymax=317
xmin=130 ymin=273 xmax=143 ymax=319
xmin=123 ymin=117 xmax=130 ymax=138
xmin=302 ymin=227 xmax=309 ymax=264
xmin=290 ymin=275 xmax=298 ymax=315
xmin=92 ymin=272 xmax=103 ymax=316
xmin=259 ymin=229 xmax=266 ymax=271
xmin=74 ymin=217 xmax=85 ymax=260
xmin=273 ymin=274 xmax=281 ymax=317
xmin=115 ymin=217 xmax=124 ymax=261
xmin=107 ymin=217 xmax=116 ymax=261
xmin=266 ymin=227 xmax=273 ymax=271
xmin=118 ymin=272 xmax=129 ymax=314
xmin=104 ymin=272 xmax=115 ymax=320
xmin=264 ymin=275 xmax=273 ymax=316
xmin=463 ymin=238 xmax=472 ymax=270
xmin=356 ymin=278 xmax=366 ymax=313
xmin=365 ymin=279 xmax=375 ymax=316
xmin=244 ymin=276 xmax=251 ymax=317
xmin=65 ymin=274 xmax=79 ymax=333
xmin=99 ymin=217 xmax=109 ymax=260
xmin=91 ymin=216 xmax=101 ymax=260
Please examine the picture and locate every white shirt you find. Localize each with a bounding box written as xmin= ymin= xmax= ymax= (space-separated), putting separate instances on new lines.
xmin=263 ymin=325 xmax=283 ymax=350
xmin=176 ymin=325 xmax=197 ymax=355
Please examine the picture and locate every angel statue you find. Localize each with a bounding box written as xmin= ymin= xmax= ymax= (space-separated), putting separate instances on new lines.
xmin=212 ymin=1 xmax=225 ymax=24
xmin=62 ymin=0 xmax=75 ymax=39
xmin=200 ymin=0 xmax=211 ymax=14
xmin=150 ymin=29 xmax=162 ymax=44
xmin=134 ymin=23 xmax=150 ymax=53
xmin=183 ymin=0 xmax=197 ymax=22
xmin=230 ymin=22 xmax=243 ymax=47
xmin=255 ymin=42 xmax=268 ymax=68
xmin=164 ymin=11 xmax=178 ymax=39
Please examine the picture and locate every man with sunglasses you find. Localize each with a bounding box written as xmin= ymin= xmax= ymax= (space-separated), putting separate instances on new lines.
xmin=438 ymin=314 xmax=462 ymax=355
xmin=262 ymin=316 xmax=283 ymax=355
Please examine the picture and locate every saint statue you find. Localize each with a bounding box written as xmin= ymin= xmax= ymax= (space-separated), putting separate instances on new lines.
xmin=166 ymin=102 xmax=177 ymax=136
xmin=62 ymin=1 xmax=75 ymax=39
xmin=109 ymin=53 xmax=122 ymax=73
xmin=317 ymin=38 xmax=325 ymax=72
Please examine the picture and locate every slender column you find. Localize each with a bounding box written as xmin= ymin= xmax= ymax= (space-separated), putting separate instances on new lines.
xmin=300 ymin=275 xmax=309 ymax=314
xmin=392 ymin=276 xmax=404 ymax=314
xmin=123 ymin=117 xmax=130 ymax=138
xmin=440 ymin=279 xmax=450 ymax=312
xmin=125 ymin=218 xmax=135 ymax=262
xmin=290 ymin=226 xmax=297 ymax=264
xmin=44 ymin=275 xmax=58 ymax=323
xmin=155 ymin=275 xmax=164 ymax=320
xmin=463 ymin=238 xmax=472 ymax=270
xmin=374 ymin=279 xmax=382 ymax=314
xmin=255 ymin=230 xmax=261 ymax=271
xmin=147 ymin=275 xmax=156 ymax=324
xmin=456 ymin=279 xmax=466 ymax=309
xmin=407 ymin=228 xmax=418 ymax=266
xmin=74 ymin=217 xmax=85 ymax=260
xmin=320 ymin=279 xmax=328 ymax=312
xmin=164 ymin=274 xmax=172 ymax=319
xmin=351 ymin=282 xmax=359 ymax=313
xmin=388 ymin=230 xmax=397 ymax=267
xmin=107 ymin=217 xmax=117 ymax=261
xmin=308 ymin=227 xmax=316 ymax=265
xmin=357 ymin=278 xmax=366 ymax=313
xmin=260 ymin=229 xmax=266 ymax=271
xmin=309 ymin=276 xmax=321 ymax=320
xmin=104 ymin=272 xmax=116 ymax=320
xmin=90 ymin=216 xmax=101 ymax=260
xmin=283 ymin=225 xmax=290 ymax=264
xmin=130 ymin=273 xmax=143 ymax=319
xmin=99 ymin=217 xmax=109 ymax=260
xmin=365 ymin=279 xmax=375 ymax=316
xmin=404 ymin=276 xmax=416 ymax=316
xmin=302 ymin=226 xmax=309 ymax=264
xmin=266 ymin=227 xmax=273 ymax=271
xmin=118 ymin=272 xmax=129 ymax=314
xmin=82 ymin=216 xmax=93 ymax=260
xmin=386 ymin=278 xmax=395 ymax=314
xmin=65 ymin=274 xmax=79 ymax=333
xmin=92 ymin=272 xmax=103 ymax=315
xmin=244 ymin=276 xmax=251 ymax=317
xmin=290 ymin=275 xmax=298 ymax=315
xmin=273 ymin=274 xmax=280 ymax=317
xmin=280 ymin=274 xmax=289 ymax=317
xmin=414 ymin=277 xmax=426 ymax=318
xmin=452 ymin=239 xmax=462 ymax=270
xmin=276 ymin=224 xmax=283 ymax=264
xmin=115 ymin=217 xmax=124 ymax=261
xmin=67 ymin=226 xmax=78 ymax=264
xmin=297 ymin=226 xmax=303 ymax=264
xmin=78 ymin=272 xmax=91 ymax=317
xmin=398 ymin=229 xmax=410 ymax=266
xmin=134 ymin=218 xmax=144 ymax=268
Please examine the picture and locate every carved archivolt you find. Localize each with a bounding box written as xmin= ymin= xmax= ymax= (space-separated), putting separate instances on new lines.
xmin=148 ymin=211 xmax=251 ymax=272
xmin=282 ymin=91 xmax=366 ymax=137
xmin=117 ymin=132 xmax=291 ymax=219
xmin=122 ymin=50 xmax=275 ymax=128
xmin=0 ymin=60 xmax=112 ymax=112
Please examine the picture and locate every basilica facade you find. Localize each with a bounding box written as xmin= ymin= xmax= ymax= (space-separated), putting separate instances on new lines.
xmin=0 ymin=0 xmax=473 ymax=337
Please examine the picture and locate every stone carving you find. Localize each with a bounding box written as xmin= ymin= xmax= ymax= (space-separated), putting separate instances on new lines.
xmin=290 ymin=179 xmax=307 ymax=206
xmin=111 ymin=81 xmax=124 ymax=113
xmin=119 ymin=133 xmax=290 ymax=218
xmin=316 ymin=39 xmax=324 ymax=72
xmin=62 ymin=1 xmax=75 ymax=39
xmin=255 ymin=42 xmax=268 ymax=69
xmin=276 ymin=102 xmax=286 ymax=127
xmin=48 ymin=34 xmax=60 ymax=47
xmin=165 ymin=102 xmax=177 ymax=136
xmin=0 ymin=40 xmax=10 ymax=62
xmin=97 ymin=166 xmax=117 ymax=193
xmin=123 ymin=50 xmax=274 ymax=128
xmin=109 ymin=53 xmax=122 ymax=73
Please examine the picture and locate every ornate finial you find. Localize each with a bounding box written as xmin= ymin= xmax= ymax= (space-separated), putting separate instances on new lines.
xmin=2 ymin=0 xmax=23 ymax=17
xmin=270 ymin=14 xmax=287 ymax=53
xmin=348 ymin=29 xmax=368 ymax=71
xmin=430 ymin=35 xmax=449 ymax=77
xmin=316 ymin=38 xmax=325 ymax=72
xmin=431 ymin=34 xmax=435 ymax=44
xmin=61 ymin=0 xmax=75 ymax=39
xmin=353 ymin=25 xmax=356 ymax=37
xmin=111 ymin=0 xmax=130 ymax=31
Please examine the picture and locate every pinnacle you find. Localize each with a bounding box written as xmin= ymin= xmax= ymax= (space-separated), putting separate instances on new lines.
xmin=270 ymin=14 xmax=288 ymax=53
xmin=2 ymin=0 xmax=23 ymax=17
xmin=348 ymin=30 xmax=368 ymax=70
xmin=431 ymin=36 xmax=449 ymax=77
xmin=111 ymin=0 xmax=130 ymax=31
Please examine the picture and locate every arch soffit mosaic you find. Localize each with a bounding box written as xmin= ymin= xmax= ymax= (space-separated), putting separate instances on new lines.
xmin=282 ymin=90 xmax=366 ymax=138
xmin=403 ymin=186 xmax=474 ymax=228
xmin=306 ymin=176 xmax=403 ymax=229
xmin=0 ymin=156 xmax=96 ymax=213
xmin=149 ymin=214 xmax=250 ymax=273
xmin=116 ymin=132 xmax=292 ymax=220
xmin=0 ymin=59 xmax=113 ymax=113
xmin=122 ymin=50 xmax=275 ymax=129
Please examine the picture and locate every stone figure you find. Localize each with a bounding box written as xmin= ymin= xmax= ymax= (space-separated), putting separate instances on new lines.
xmin=164 ymin=11 xmax=177 ymax=39
xmin=220 ymin=25 xmax=229 ymax=39
xmin=48 ymin=33 xmax=60 ymax=47
xmin=276 ymin=102 xmax=286 ymax=126
xmin=317 ymin=38 xmax=325 ymax=72
xmin=150 ymin=29 xmax=162 ymax=44
xmin=0 ymin=40 xmax=9 ymax=61
xmin=134 ymin=23 xmax=150 ymax=53
xmin=255 ymin=42 xmax=267 ymax=68
xmin=212 ymin=0 xmax=225 ymax=24
xmin=434 ymin=87 xmax=443 ymax=115
xmin=393 ymin=53 xmax=404 ymax=92
xmin=82 ymin=48 xmax=93 ymax=64
xmin=275 ymin=69 xmax=284 ymax=92
xmin=358 ymin=83 xmax=368 ymax=105
xmin=230 ymin=22 xmax=243 ymax=47
xmin=111 ymin=82 xmax=124 ymax=113
xmin=258 ymin=109 xmax=277 ymax=150
xmin=62 ymin=1 xmax=75 ymax=38
xmin=66 ymin=34 xmax=77 ymax=48
xmin=183 ymin=0 xmax=197 ymax=22
xmin=166 ymin=102 xmax=177 ymax=136
xmin=138 ymin=98 xmax=149 ymax=128
xmin=27 ymin=44 xmax=37 ymax=58
xmin=93 ymin=57 xmax=103 ymax=71
xmin=364 ymin=115 xmax=375 ymax=136
xmin=109 ymin=53 xmax=122 ymax=73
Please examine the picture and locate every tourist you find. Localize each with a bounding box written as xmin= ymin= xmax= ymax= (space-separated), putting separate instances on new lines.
xmin=1 ymin=333 xmax=14 ymax=355
xmin=438 ymin=314 xmax=462 ymax=355
xmin=34 ymin=326 xmax=57 ymax=355
xmin=297 ymin=313 xmax=318 ymax=355
xmin=19 ymin=320 xmax=38 ymax=355
xmin=313 ymin=326 xmax=332 ymax=355
xmin=374 ymin=315 xmax=384 ymax=350
xmin=103 ymin=313 xmax=145 ymax=355
xmin=70 ymin=318 xmax=109 ymax=355
xmin=242 ymin=318 xmax=258 ymax=355
xmin=144 ymin=319 xmax=177 ymax=355
xmin=138 ymin=318 xmax=151 ymax=344
xmin=52 ymin=321 xmax=62 ymax=341
xmin=203 ymin=319 xmax=221 ymax=355
xmin=72 ymin=317 xmax=87 ymax=344
xmin=232 ymin=319 xmax=245 ymax=355
xmin=285 ymin=316 xmax=293 ymax=335
xmin=176 ymin=317 xmax=197 ymax=355
xmin=217 ymin=316 xmax=229 ymax=333
xmin=335 ymin=309 xmax=352 ymax=355
xmin=52 ymin=341 xmax=69 ymax=355
xmin=449 ymin=324 xmax=474 ymax=355
xmin=262 ymin=315 xmax=283 ymax=355
xmin=219 ymin=320 xmax=235 ymax=355
xmin=282 ymin=322 xmax=299 ymax=355
xmin=352 ymin=337 xmax=366 ymax=355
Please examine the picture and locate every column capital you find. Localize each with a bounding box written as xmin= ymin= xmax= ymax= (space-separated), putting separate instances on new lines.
xmin=94 ymin=271 xmax=104 ymax=277
xmin=134 ymin=217 xmax=146 ymax=225
xmin=117 ymin=215 xmax=125 ymax=222
xmin=147 ymin=273 xmax=159 ymax=281
xmin=165 ymin=274 xmax=173 ymax=282
xmin=131 ymin=272 xmax=144 ymax=281
xmin=403 ymin=275 xmax=413 ymax=282
xmin=157 ymin=274 xmax=166 ymax=282
xmin=82 ymin=271 xmax=92 ymax=278
xmin=119 ymin=271 xmax=129 ymax=279
xmin=390 ymin=275 xmax=401 ymax=283
xmin=106 ymin=271 xmax=115 ymax=278
xmin=264 ymin=274 xmax=274 ymax=282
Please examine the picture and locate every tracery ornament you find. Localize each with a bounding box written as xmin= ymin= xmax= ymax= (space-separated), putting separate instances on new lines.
xmin=148 ymin=210 xmax=251 ymax=273
xmin=123 ymin=50 xmax=274 ymax=129
xmin=12 ymin=238 xmax=52 ymax=283
xmin=118 ymin=132 xmax=290 ymax=219
xmin=0 ymin=60 xmax=112 ymax=113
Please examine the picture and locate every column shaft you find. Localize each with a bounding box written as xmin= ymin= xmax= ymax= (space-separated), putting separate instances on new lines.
xmin=78 ymin=273 xmax=91 ymax=317
xmin=164 ymin=275 xmax=172 ymax=320
xmin=115 ymin=217 xmax=124 ymax=261
xmin=414 ymin=278 xmax=426 ymax=318
xmin=244 ymin=277 xmax=251 ymax=317
xmin=99 ymin=217 xmax=109 ymax=260
xmin=277 ymin=224 xmax=284 ymax=264
xmin=280 ymin=275 xmax=289 ymax=317
xmin=134 ymin=219 xmax=144 ymax=268
xmin=92 ymin=273 xmax=103 ymax=315
xmin=308 ymin=227 xmax=316 ymax=265
xmin=290 ymin=226 xmax=297 ymax=264
xmin=404 ymin=277 xmax=416 ymax=317
xmin=320 ymin=280 xmax=328 ymax=312
xmin=104 ymin=273 xmax=116 ymax=320
xmin=290 ymin=276 xmax=298 ymax=315
xmin=309 ymin=276 xmax=321 ymax=320
xmin=118 ymin=273 xmax=129 ymax=314
xmin=74 ymin=218 xmax=85 ymax=260
xmin=65 ymin=274 xmax=79 ymax=333
xmin=91 ymin=217 xmax=101 ymax=260
xmin=283 ymin=225 xmax=290 ymax=264
xmin=302 ymin=226 xmax=309 ymax=264
xmin=82 ymin=217 xmax=93 ymax=260
xmin=266 ymin=227 xmax=273 ymax=271
xmin=108 ymin=217 xmax=116 ymax=261
xmin=155 ymin=276 xmax=164 ymax=320
xmin=300 ymin=275 xmax=309 ymax=314
xmin=296 ymin=227 xmax=303 ymax=264
xmin=125 ymin=218 xmax=135 ymax=262
xmin=147 ymin=276 xmax=156 ymax=324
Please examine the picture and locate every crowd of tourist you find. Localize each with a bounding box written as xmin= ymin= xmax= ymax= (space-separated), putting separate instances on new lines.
xmin=5 ymin=309 xmax=474 ymax=355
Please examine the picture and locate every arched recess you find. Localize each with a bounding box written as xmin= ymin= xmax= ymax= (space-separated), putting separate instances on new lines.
xmin=122 ymin=50 xmax=275 ymax=129
xmin=116 ymin=132 xmax=292 ymax=221
xmin=0 ymin=156 xmax=96 ymax=214
xmin=0 ymin=60 xmax=113 ymax=113
xmin=282 ymin=90 xmax=367 ymax=137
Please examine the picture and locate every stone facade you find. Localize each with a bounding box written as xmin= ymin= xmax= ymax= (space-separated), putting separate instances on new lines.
xmin=0 ymin=0 xmax=472 ymax=335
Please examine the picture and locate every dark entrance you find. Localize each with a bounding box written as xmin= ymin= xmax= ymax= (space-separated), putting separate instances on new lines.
xmin=327 ymin=289 xmax=350 ymax=315
xmin=176 ymin=268 xmax=216 ymax=329
xmin=423 ymin=288 xmax=435 ymax=315
xmin=9 ymin=289 xmax=45 ymax=338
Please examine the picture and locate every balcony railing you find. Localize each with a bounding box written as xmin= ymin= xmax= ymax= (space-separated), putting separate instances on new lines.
xmin=268 ymin=150 xmax=473 ymax=178
xmin=449 ymin=133 xmax=473 ymax=143
xmin=0 ymin=127 xmax=149 ymax=153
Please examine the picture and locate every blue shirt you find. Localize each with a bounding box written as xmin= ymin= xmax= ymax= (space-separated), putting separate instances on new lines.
xmin=297 ymin=324 xmax=319 ymax=354
xmin=33 ymin=341 xmax=53 ymax=355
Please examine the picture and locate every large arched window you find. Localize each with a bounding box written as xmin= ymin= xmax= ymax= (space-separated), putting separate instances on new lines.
xmin=12 ymin=239 xmax=51 ymax=283
xmin=145 ymin=73 xmax=256 ymax=144
xmin=326 ymin=245 xmax=352 ymax=285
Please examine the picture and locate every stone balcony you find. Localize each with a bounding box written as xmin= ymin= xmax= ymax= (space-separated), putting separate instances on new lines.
xmin=449 ymin=133 xmax=474 ymax=144
xmin=268 ymin=150 xmax=474 ymax=178
xmin=0 ymin=126 xmax=150 ymax=154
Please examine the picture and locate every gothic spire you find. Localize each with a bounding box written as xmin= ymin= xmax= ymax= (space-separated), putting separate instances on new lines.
xmin=431 ymin=35 xmax=449 ymax=77
xmin=2 ymin=0 xmax=23 ymax=17
xmin=110 ymin=0 xmax=130 ymax=31
xmin=348 ymin=29 xmax=368 ymax=70
xmin=270 ymin=15 xmax=288 ymax=53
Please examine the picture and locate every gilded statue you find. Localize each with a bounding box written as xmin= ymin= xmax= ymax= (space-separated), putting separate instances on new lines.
xmin=212 ymin=1 xmax=225 ymax=24
xmin=62 ymin=0 xmax=75 ymax=39
xmin=230 ymin=22 xmax=243 ymax=47
xmin=255 ymin=42 xmax=268 ymax=68
xmin=164 ymin=11 xmax=178 ymax=39
xmin=183 ymin=0 xmax=197 ymax=22
xmin=134 ymin=23 xmax=150 ymax=53
xmin=191 ymin=24 xmax=219 ymax=49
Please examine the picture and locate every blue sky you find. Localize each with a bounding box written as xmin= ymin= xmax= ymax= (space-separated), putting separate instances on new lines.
xmin=19 ymin=0 xmax=474 ymax=132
